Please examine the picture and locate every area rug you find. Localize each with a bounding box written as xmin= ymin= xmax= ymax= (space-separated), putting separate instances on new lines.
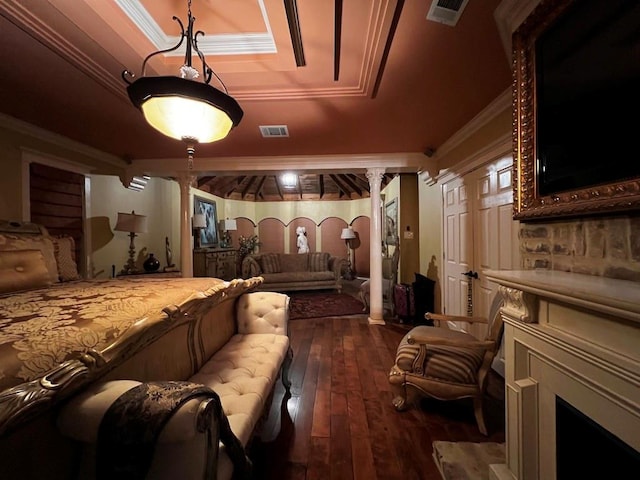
xmin=288 ymin=291 xmax=364 ymax=320
xmin=432 ymin=441 xmax=505 ymax=480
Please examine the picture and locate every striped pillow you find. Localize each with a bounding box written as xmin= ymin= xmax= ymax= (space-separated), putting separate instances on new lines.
xmin=260 ymin=253 xmax=281 ymax=274
xmin=53 ymin=236 xmax=80 ymax=281
xmin=309 ymin=252 xmax=329 ymax=272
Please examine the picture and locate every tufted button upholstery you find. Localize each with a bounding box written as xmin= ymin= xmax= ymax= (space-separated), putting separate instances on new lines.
xmin=236 ymin=291 xmax=289 ymax=335
xmin=190 ymin=333 xmax=289 ymax=445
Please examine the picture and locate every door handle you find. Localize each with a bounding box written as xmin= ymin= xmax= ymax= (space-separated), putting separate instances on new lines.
xmin=462 ymin=270 xmax=478 ymax=279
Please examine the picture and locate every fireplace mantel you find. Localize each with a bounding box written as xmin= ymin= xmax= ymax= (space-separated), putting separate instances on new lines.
xmin=484 ymin=270 xmax=640 ymax=480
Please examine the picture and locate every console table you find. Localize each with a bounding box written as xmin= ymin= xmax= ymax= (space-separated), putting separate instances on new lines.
xmin=193 ymin=248 xmax=237 ymax=280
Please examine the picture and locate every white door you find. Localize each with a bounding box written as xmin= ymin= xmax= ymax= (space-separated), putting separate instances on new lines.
xmin=442 ymin=176 xmax=473 ymax=319
xmin=442 ymin=154 xmax=520 ymax=375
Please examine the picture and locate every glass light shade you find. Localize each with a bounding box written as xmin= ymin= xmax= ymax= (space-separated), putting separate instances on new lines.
xmin=127 ymin=76 xmax=243 ymax=143
xmin=141 ymin=96 xmax=233 ymax=143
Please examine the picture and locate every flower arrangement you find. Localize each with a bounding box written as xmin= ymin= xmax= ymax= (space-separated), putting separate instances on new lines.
xmin=238 ymin=234 xmax=260 ymax=262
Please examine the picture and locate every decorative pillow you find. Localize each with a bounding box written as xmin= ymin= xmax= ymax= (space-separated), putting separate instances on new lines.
xmin=0 ymin=233 xmax=59 ymax=283
xmin=309 ymin=252 xmax=329 ymax=272
xmin=260 ymin=253 xmax=281 ymax=274
xmin=53 ymin=235 xmax=80 ymax=281
xmin=243 ymin=256 xmax=262 ymax=277
xmin=0 ymin=249 xmax=53 ymax=294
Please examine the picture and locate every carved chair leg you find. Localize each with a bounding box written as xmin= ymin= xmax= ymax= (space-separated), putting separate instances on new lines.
xmin=281 ymin=346 xmax=293 ymax=392
xmin=473 ymin=395 xmax=488 ymax=436
xmin=359 ymin=289 xmax=369 ymax=312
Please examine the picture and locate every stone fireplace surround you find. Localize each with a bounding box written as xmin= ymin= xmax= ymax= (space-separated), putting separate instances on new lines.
xmin=484 ymin=270 xmax=639 ymax=479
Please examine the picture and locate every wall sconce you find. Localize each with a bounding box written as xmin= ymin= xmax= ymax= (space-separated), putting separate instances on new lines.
xmin=219 ymin=218 xmax=237 ymax=248
xmin=114 ymin=210 xmax=148 ymax=275
xmin=192 ymin=213 xmax=207 ymax=249
xmin=340 ymin=226 xmax=357 ymax=280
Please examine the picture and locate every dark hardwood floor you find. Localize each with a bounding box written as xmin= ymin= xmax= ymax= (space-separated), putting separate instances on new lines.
xmin=249 ymin=312 xmax=506 ymax=480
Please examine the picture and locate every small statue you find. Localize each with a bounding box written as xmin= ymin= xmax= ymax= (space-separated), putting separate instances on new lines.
xmin=296 ymin=226 xmax=309 ymax=253
xmin=164 ymin=236 xmax=178 ymax=272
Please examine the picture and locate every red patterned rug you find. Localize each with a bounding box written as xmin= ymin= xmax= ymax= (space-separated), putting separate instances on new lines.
xmin=288 ymin=291 xmax=365 ymax=320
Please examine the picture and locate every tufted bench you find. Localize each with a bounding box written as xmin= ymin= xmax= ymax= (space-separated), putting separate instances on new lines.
xmin=57 ymin=290 xmax=293 ymax=480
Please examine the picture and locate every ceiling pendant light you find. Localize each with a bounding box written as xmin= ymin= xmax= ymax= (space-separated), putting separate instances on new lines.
xmin=122 ymin=0 xmax=243 ymax=167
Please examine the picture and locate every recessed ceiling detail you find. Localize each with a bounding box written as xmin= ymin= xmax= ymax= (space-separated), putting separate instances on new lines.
xmin=115 ymin=0 xmax=277 ymax=55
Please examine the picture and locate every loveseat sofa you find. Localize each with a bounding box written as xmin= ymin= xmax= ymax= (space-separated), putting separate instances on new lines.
xmin=241 ymin=251 xmax=346 ymax=292
xmin=0 ymin=220 xmax=292 ymax=480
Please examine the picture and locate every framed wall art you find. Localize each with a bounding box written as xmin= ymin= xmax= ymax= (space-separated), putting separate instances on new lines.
xmin=512 ymin=0 xmax=640 ymax=220
xmin=194 ymin=196 xmax=219 ymax=248
xmin=385 ymin=198 xmax=398 ymax=246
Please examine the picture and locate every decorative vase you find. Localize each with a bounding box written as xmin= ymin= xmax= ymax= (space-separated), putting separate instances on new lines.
xmin=143 ymin=253 xmax=160 ymax=272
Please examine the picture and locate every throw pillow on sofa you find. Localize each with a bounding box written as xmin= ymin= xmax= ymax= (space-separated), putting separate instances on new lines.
xmin=260 ymin=253 xmax=281 ymax=274
xmin=244 ymin=257 xmax=262 ymax=277
xmin=309 ymin=252 xmax=329 ymax=272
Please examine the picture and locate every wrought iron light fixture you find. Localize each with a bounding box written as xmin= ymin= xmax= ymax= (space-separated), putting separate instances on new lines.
xmin=122 ymin=0 xmax=243 ymax=167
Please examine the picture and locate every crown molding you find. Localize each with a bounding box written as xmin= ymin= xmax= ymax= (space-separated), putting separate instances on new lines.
xmin=0 ymin=113 xmax=126 ymax=168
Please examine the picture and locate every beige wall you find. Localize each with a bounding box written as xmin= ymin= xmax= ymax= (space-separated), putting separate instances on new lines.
xmin=89 ymin=175 xmax=181 ymax=279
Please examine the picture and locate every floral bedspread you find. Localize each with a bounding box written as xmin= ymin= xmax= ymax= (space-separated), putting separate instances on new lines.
xmin=0 ymin=277 xmax=227 ymax=393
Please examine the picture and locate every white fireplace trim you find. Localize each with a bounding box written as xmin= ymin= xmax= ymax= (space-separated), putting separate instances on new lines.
xmin=485 ymin=270 xmax=640 ymax=480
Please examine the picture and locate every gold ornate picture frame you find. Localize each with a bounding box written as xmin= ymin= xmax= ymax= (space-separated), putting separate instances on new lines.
xmin=512 ymin=0 xmax=640 ymax=221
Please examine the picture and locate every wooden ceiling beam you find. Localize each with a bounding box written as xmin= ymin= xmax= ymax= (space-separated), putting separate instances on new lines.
xmin=296 ymin=174 xmax=303 ymax=199
xmin=241 ymin=176 xmax=258 ymax=199
xmin=329 ymin=174 xmax=349 ymax=198
xmin=254 ymin=175 xmax=267 ymax=200
xmin=274 ymin=175 xmax=285 ymax=200
xmin=339 ymin=174 xmax=362 ymax=196
xmin=222 ymin=176 xmax=245 ymax=197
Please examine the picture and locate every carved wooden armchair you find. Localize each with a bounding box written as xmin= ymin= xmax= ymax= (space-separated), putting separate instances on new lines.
xmin=388 ymin=295 xmax=504 ymax=435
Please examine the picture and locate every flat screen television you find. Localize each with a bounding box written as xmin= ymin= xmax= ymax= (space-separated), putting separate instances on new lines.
xmin=535 ymin=0 xmax=640 ymax=197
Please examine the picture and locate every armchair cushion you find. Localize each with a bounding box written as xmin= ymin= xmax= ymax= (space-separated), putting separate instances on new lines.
xmin=396 ymin=326 xmax=484 ymax=384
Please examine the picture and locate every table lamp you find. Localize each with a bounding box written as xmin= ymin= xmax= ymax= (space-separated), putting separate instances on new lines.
xmin=114 ymin=210 xmax=148 ymax=275
xmin=193 ymin=214 xmax=207 ymax=249
xmin=340 ymin=226 xmax=357 ymax=280
xmin=220 ymin=218 xmax=237 ymax=248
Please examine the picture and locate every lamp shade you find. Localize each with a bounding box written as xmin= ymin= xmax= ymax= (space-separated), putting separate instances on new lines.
xmin=341 ymin=227 xmax=356 ymax=240
xmin=221 ymin=219 xmax=237 ymax=231
xmin=127 ymin=77 xmax=243 ymax=143
xmin=114 ymin=211 xmax=147 ymax=233
xmin=192 ymin=213 xmax=207 ymax=229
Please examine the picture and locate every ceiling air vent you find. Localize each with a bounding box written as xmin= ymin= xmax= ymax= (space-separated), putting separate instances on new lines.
xmin=259 ymin=125 xmax=289 ymax=138
xmin=426 ymin=0 xmax=469 ymax=27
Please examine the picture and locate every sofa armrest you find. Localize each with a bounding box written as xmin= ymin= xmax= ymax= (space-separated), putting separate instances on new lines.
xmin=236 ymin=291 xmax=289 ymax=335
xmin=328 ymin=256 xmax=347 ymax=279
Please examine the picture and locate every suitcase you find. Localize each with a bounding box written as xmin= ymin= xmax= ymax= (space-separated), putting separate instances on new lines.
xmin=393 ymin=283 xmax=415 ymax=321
